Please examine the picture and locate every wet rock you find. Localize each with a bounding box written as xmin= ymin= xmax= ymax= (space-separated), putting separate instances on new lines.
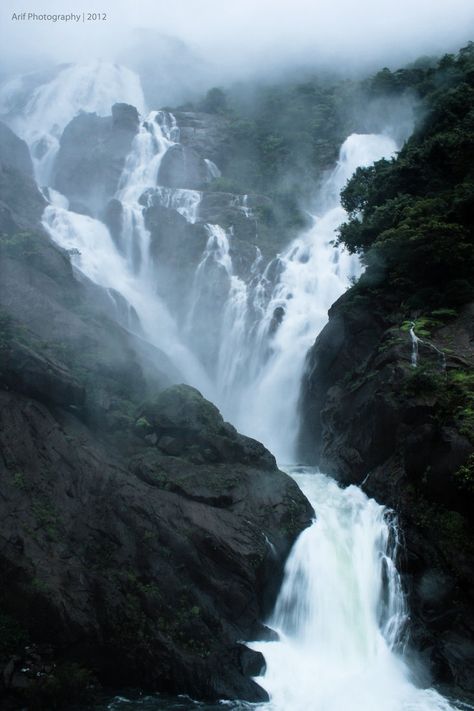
xmin=158 ymin=144 xmax=209 ymax=190
xmin=112 ymin=102 xmax=139 ymax=131
xmin=136 ymin=384 xmax=277 ymax=469
xmin=0 ymin=121 xmax=45 ymax=233
xmin=53 ymin=103 xmax=139 ymax=216
xmin=103 ymin=198 xmax=124 ymax=253
xmin=298 ymin=294 xmax=474 ymax=696
xmin=0 ymin=381 xmax=312 ymax=704
xmin=0 ymin=121 xmax=35 ymax=177
xmin=173 ymin=111 xmax=232 ymax=167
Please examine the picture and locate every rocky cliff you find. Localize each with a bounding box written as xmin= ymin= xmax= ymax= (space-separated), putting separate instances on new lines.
xmin=298 ymin=284 xmax=474 ymax=700
xmin=298 ymin=47 xmax=474 ymax=698
xmin=0 ymin=121 xmax=313 ymax=708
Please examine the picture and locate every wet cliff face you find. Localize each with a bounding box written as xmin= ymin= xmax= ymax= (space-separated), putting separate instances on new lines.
xmin=0 ymin=119 xmax=313 ymax=708
xmin=298 ymin=292 xmax=474 ymax=698
xmin=53 ymin=103 xmax=140 ymax=216
xmin=48 ymin=104 xmax=286 ymax=380
xmin=0 ymin=384 xmax=312 ymax=704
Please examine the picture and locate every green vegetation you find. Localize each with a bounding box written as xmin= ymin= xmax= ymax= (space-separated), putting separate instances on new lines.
xmin=455 ymin=453 xmax=474 ymax=493
xmin=338 ymin=43 xmax=474 ymax=310
xmin=402 ymin=363 xmax=474 ymax=440
xmin=0 ymin=231 xmax=41 ymax=259
xmin=192 ymin=67 xmax=410 ymax=247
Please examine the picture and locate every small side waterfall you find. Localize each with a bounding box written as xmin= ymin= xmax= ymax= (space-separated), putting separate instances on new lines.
xmin=252 ymin=468 xmax=455 ymax=711
xmin=409 ymin=322 xmax=447 ymax=371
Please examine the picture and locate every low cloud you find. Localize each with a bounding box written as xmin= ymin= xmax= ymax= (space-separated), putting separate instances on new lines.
xmin=1 ymin=0 xmax=473 ymax=91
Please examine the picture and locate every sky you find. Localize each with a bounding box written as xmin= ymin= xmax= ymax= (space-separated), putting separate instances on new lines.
xmin=1 ymin=0 xmax=473 ymax=80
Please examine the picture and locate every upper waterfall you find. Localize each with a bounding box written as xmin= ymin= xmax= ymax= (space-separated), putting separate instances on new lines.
xmin=213 ymin=133 xmax=398 ymax=461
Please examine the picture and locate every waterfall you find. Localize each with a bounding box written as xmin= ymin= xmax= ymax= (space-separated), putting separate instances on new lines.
xmin=152 ymin=186 xmax=202 ymax=223
xmin=115 ymin=110 xmax=177 ymax=276
xmin=251 ymin=468 xmax=455 ymax=711
xmin=409 ymin=322 xmax=447 ymax=371
xmin=215 ymin=134 xmax=398 ymax=461
xmin=37 ymin=95 xmax=212 ymax=393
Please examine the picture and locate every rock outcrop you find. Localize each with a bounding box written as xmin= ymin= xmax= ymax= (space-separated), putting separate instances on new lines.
xmin=53 ymin=103 xmax=139 ymax=216
xmin=0 ymin=121 xmax=46 ymax=233
xmin=173 ymin=111 xmax=232 ymax=169
xmin=0 ymin=121 xmax=313 ymax=708
xmin=0 ymin=383 xmax=312 ymax=707
xmin=298 ymin=292 xmax=474 ymax=698
xmin=158 ymin=144 xmax=210 ymax=190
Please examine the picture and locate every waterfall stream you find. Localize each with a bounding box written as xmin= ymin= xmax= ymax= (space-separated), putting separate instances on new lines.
xmin=0 ymin=62 xmax=463 ymax=711
xmin=251 ymin=468 xmax=454 ymax=711
xmin=215 ymin=133 xmax=397 ymax=461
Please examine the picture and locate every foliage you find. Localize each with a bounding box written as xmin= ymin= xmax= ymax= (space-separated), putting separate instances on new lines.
xmin=0 ymin=231 xmax=40 ymax=259
xmin=455 ymin=453 xmax=474 ymax=493
xmin=199 ymin=87 xmax=227 ymax=114
xmin=403 ymin=363 xmax=474 ymax=440
xmin=338 ymin=43 xmax=474 ymax=309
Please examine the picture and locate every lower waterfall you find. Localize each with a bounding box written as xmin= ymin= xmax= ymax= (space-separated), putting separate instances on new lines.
xmin=251 ymin=468 xmax=455 ymax=711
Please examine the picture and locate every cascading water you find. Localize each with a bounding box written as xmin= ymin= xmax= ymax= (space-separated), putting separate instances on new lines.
xmin=251 ymin=468 xmax=454 ymax=711
xmin=115 ymin=110 xmax=177 ymax=276
xmin=34 ymin=87 xmax=212 ymax=392
xmin=214 ymin=134 xmax=398 ymax=461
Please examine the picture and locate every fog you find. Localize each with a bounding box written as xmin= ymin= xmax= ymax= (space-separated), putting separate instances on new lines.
xmin=1 ymin=0 xmax=473 ymax=97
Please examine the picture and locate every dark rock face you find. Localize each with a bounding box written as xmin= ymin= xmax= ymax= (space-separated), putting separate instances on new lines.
xmin=158 ymin=144 xmax=210 ymax=190
xmin=112 ymin=102 xmax=140 ymax=131
xmin=53 ymin=103 xmax=139 ymax=215
xmin=0 ymin=121 xmax=45 ymax=233
xmin=298 ymin=294 xmax=474 ymax=698
xmin=0 ymin=121 xmax=35 ymax=177
xmin=136 ymin=384 xmax=276 ymax=469
xmin=0 ymin=122 xmax=313 ymax=707
xmin=0 ymin=382 xmax=312 ymax=705
xmin=173 ymin=111 xmax=231 ymax=168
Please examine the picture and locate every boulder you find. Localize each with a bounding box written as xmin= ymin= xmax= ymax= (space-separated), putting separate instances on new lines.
xmin=135 ymin=384 xmax=276 ymax=469
xmin=53 ymin=104 xmax=139 ymax=216
xmin=0 ymin=384 xmax=312 ymax=705
xmin=158 ymin=144 xmax=209 ymax=190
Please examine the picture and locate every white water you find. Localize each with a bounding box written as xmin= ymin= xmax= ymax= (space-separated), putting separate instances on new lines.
xmin=0 ymin=62 xmax=146 ymax=185
xmin=40 ymin=101 xmax=211 ymax=393
xmin=115 ymin=110 xmax=177 ymax=276
xmin=215 ymin=134 xmax=398 ymax=461
xmin=252 ymin=468 xmax=454 ymax=711
xmin=409 ymin=322 xmax=446 ymax=371
xmin=4 ymin=62 xmax=457 ymax=710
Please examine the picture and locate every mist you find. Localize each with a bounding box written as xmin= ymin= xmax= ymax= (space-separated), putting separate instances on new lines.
xmin=1 ymin=0 xmax=473 ymax=104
